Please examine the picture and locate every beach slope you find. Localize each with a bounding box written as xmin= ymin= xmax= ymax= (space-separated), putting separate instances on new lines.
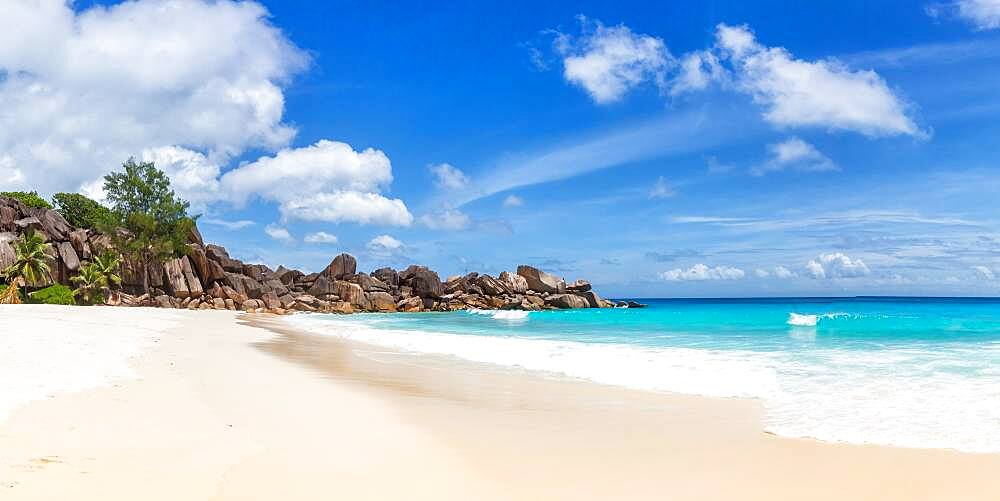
xmin=1 ymin=305 xmax=999 ymax=500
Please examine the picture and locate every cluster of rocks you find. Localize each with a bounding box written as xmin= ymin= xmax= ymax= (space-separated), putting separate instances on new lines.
xmin=2 ymin=195 xmax=627 ymax=314
xmin=2 ymin=195 xmax=99 ymax=285
xmin=146 ymin=250 xmax=618 ymax=315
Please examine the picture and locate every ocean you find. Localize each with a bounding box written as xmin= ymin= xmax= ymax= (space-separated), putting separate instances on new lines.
xmin=287 ymin=297 xmax=1000 ymax=453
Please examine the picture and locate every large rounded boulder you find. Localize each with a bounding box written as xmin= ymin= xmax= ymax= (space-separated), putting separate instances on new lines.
xmin=516 ymin=265 xmax=566 ymax=294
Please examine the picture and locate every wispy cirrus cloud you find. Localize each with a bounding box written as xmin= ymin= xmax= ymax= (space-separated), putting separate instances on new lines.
xmin=449 ymin=109 xmax=744 ymax=207
xmin=201 ymin=217 xmax=256 ymax=230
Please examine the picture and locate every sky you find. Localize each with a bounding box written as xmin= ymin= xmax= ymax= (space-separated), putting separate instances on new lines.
xmin=2 ymin=0 xmax=1000 ymax=297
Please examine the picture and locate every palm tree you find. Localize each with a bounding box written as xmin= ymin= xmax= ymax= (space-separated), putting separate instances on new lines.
xmin=91 ymin=251 xmax=122 ymax=303
xmin=3 ymin=229 xmax=52 ymax=299
xmin=71 ymin=262 xmax=106 ymax=305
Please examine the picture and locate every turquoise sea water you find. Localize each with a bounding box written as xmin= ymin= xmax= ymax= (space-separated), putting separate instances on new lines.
xmin=289 ymin=298 xmax=1000 ymax=453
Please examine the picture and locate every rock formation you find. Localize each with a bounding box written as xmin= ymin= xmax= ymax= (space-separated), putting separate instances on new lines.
xmin=0 ymin=194 xmax=632 ymax=315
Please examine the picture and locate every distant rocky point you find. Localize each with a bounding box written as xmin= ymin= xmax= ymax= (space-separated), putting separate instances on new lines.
xmin=2 ymin=195 xmax=632 ymax=314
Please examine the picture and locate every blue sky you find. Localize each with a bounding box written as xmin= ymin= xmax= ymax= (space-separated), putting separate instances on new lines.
xmin=3 ymin=1 xmax=1000 ymax=296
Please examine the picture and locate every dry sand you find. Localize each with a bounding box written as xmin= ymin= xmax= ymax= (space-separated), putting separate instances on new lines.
xmin=1 ymin=306 xmax=999 ymax=500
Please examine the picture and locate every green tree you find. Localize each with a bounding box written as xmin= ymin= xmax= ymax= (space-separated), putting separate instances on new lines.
xmin=92 ymin=251 xmax=122 ymax=292
xmin=3 ymin=229 xmax=52 ymax=298
xmin=1 ymin=191 xmax=53 ymax=209
xmin=100 ymin=158 xmax=195 ymax=292
xmin=71 ymin=263 xmax=107 ymax=304
xmin=52 ymin=192 xmax=112 ymax=229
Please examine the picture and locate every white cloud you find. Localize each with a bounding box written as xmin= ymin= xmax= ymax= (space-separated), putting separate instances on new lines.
xmin=201 ymin=218 xmax=255 ymax=230
xmin=754 ymin=137 xmax=837 ymax=175
xmin=0 ymin=0 xmax=308 ymax=195
xmin=367 ymin=234 xmax=405 ymax=258
xmin=429 ymin=163 xmax=470 ymax=190
xmin=179 ymin=139 xmax=410 ymax=226
xmin=931 ymin=0 xmax=1000 ymax=30
xmin=807 ymin=253 xmax=871 ymax=279
xmin=671 ymin=51 xmax=725 ymax=95
xmin=502 ymin=194 xmax=524 ymax=207
xmin=753 ymin=266 xmax=796 ymax=279
xmin=280 ymin=191 xmax=413 ymax=227
xmin=140 ymin=146 xmax=221 ymax=208
xmin=974 ymin=265 xmax=996 ymax=279
xmin=264 ymin=224 xmax=293 ymax=242
xmin=649 ymin=176 xmax=675 ymax=199
xmin=220 ymin=139 xmax=392 ymax=203
xmin=774 ymin=265 xmax=796 ymax=279
xmin=806 ymin=260 xmax=827 ymax=279
xmin=303 ymin=231 xmax=338 ymax=244
xmin=419 ymin=208 xmax=472 ymax=231
xmin=712 ymin=24 xmax=921 ymax=137
xmin=555 ymin=16 xmax=672 ymax=103
xmin=660 ymin=264 xmax=745 ymax=281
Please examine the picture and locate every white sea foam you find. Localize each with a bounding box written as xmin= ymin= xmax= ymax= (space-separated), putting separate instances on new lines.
xmin=289 ymin=315 xmax=780 ymax=399
xmin=0 ymin=305 xmax=180 ymax=423
xmin=787 ymin=312 xmax=818 ymax=326
xmin=763 ymin=345 xmax=1000 ymax=453
xmin=468 ymin=309 xmax=530 ymax=321
xmin=786 ymin=312 xmax=853 ymax=327
xmin=288 ymin=315 xmax=1000 ymax=454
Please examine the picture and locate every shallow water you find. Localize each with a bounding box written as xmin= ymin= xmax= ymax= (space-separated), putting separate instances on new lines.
xmin=288 ymin=297 xmax=1000 ymax=453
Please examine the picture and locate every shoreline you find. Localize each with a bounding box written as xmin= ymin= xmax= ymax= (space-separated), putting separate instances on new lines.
xmin=2 ymin=306 xmax=999 ymax=500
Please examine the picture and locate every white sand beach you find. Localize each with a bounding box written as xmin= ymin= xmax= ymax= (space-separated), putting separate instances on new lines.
xmin=2 ymin=305 xmax=1000 ymax=500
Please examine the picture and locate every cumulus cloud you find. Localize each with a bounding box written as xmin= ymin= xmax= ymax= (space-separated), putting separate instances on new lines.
xmin=140 ymin=146 xmax=221 ymax=208
xmin=649 ymin=176 xmax=675 ymax=199
xmin=671 ymin=51 xmax=725 ymax=95
xmin=367 ymin=234 xmax=405 ymax=258
xmin=264 ymin=224 xmax=293 ymax=242
xmin=419 ymin=208 xmax=472 ymax=231
xmin=712 ymin=24 xmax=921 ymax=137
xmin=753 ymin=137 xmax=837 ymax=175
xmin=502 ymin=194 xmax=524 ymax=208
xmin=929 ymin=0 xmax=1000 ymax=30
xmin=774 ymin=265 xmax=796 ymax=279
xmin=660 ymin=264 xmax=745 ymax=281
xmin=429 ymin=163 xmax=470 ymax=190
xmin=0 ymin=1 xmax=415 ymax=228
xmin=554 ymin=16 xmax=672 ymax=103
xmin=755 ymin=266 xmax=796 ymax=279
xmin=0 ymin=0 xmax=308 ymax=195
xmin=280 ymin=191 xmax=413 ymax=227
xmin=218 ymin=140 xmax=411 ymax=225
xmin=807 ymin=253 xmax=871 ymax=279
xmin=303 ymin=231 xmax=338 ymax=244
xmin=974 ymin=265 xmax=996 ymax=279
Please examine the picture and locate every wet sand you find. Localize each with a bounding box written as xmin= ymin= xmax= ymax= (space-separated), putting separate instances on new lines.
xmin=2 ymin=307 xmax=999 ymax=500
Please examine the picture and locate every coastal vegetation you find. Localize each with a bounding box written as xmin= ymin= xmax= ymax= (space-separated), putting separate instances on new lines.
xmin=0 ymin=191 xmax=53 ymax=209
xmin=99 ymin=158 xmax=197 ymax=293
xmin=28 ymin=284 xmax=77 ymax=305
xmin=71 ymin=253 xmax=122 ymax=305
xmin=3 ymin=229 xmax=52 ymax=301
xmin=52 ymin=192 xmax=112 ymax=230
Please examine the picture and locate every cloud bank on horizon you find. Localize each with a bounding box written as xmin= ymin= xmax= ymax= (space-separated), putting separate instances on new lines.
xmin=1 ymin=0 xmax=999 ymax=296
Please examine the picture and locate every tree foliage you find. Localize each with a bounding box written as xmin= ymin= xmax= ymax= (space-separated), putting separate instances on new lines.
xmin=29 ymin=284 xmax=77 ymax=305
xmin=100 ymin=158 xmax=195 ymax=291
xmin=0 ymin=191 xmax=53 ymax=209
xmin=52 ymin=192 xmax=112 ymax=229
xmin=77 ymin=251 xmax=123 ymax=302
xmin=4 ymin=229 xmax=52 ymax=292
xmin=71 ymin=263 xmax=107 ymax=305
